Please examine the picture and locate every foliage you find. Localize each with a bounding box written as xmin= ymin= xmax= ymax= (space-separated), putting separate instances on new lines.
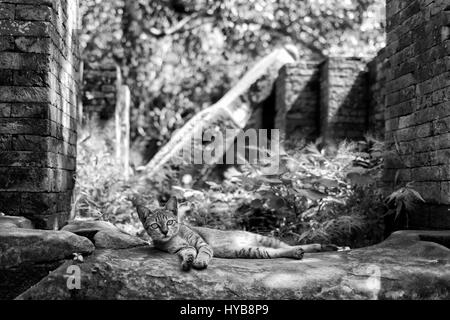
xmin=75 ymin=121 xmax=129 ymax=219
xmin=384 ymin=183 xmax=425 ymax=228
xmin=75 ymin=124 xmax=425 ymax=248
xmin=74 ymin=119 xmax=190 ymax=238
xmin=79 ymin=0 xmax=386 ymax=163
xmin=175 ymin=135 xmax=387 ymax=248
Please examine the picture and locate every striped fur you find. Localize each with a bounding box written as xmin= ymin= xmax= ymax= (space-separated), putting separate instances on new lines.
xmin=132 ymin=196 xmax=336 ymax=271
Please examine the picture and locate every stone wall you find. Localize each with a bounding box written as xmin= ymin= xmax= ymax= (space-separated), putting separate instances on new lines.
xmin=0 ymin=0 xmax=80 ymax=229
xmin=275 ymin=61 xmax=321 ymax=140
xmin=275 ymin=57 xmax=378 ymax=142
xmin=368 ymin=48 xmax=388 ymax=135
xmin=383 ymin=0 xmax=450 ymax=229
xmin=82 ymin=61 xmax=118 ymax=120
xmin=320 ymin=57 xmax=370 ymax=141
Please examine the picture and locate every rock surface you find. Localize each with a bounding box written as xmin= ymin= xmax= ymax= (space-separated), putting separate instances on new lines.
xmin=0 ymin=220 xmax=96 ymax=300
xmin=0 ymin=215 xmax=34 ymax=229
xmin=16 ymin=231 xmax=450 ymax=300
xmin=61 ymin=219 xmax=117 ymax=234
xmin=93 ymin=229 xmax=147 ymax=249
xmin=62 ymin=219 xmax=147 ymax=249
xmin=0 ymin=227 xmax=95 ymax=269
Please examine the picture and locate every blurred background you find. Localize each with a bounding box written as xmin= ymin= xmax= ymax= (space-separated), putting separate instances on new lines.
xmin=80 ymin=0 xmax=385 ymax=163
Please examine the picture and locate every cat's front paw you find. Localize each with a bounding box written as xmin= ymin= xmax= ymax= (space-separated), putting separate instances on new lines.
xmin=192 ymin=256 xmax=209 ymax=270
xmin=181 ymin=254 xmax=195 ymax=271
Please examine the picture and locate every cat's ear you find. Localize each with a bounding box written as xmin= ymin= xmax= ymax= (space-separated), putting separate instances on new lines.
xmin=164 ymin=196 xmax=178 ymax=215
xmin=136 ymin=205 xmax=152 ymax=222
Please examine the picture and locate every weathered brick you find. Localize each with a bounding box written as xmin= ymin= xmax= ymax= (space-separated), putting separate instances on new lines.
xmin=0 ymin=167 xmax=52 ymax=192
xmin=9 ymin=102 xmax=48 ymax=118
xmin=0 ymin=51 xmax=49 ymax=70
xmin=411 ymin=166 xmax=442 ymax=181
xmin=0 ymin=86 xmax=48 ymax=102
xmin=11 ymin=134 xmax=47 ymax=151
xmin=0 ymin=69 xmax=13 ymax=85
xmin=413 ymin=181 xmax=441 ymax=202
xmin=13 ymin=69 xmax=48 ymax=86
xmin=0 ymin=118 xmax=50 ymax=134
xmin=0 ymin=3 xmax=15 ymax=20
xmin=416 ymin=122 xmax=432 ymax=137
xmin=0 ymin=102 xmax=11 ymax=117
xmin=15 ymin=4 xmax=52 ymax=21
xmin=0 ymin=150 xmax=48 ymax=167
xmin=20 ymin=192 xmax=58 ymax=216
xmin=441 ymin=182 xmax=450 ymax=205
xmin=433 ymin=116 xmax=450 ymax=134
xmin=436 ymin=148 xmax=450 ymax=164
xmin=0 ymin=20 xmax=51 ymax=36
xmin=0 ymin=134 xmax=12 ymax=150
xmin=0 ymin=192 xmax=21 ymax=215
xmin=14 ymin=36 xmax=51 ymax=53
xmin=0 ymin=35 xmax=14 ymax=51
xmin=411 ymin=150 xmax=438 ymax=167
xmin=436 ymin=133 xmax=450 ymax=149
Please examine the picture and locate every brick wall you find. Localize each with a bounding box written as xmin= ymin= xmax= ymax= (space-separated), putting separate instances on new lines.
xmin=368 ymin=48 xmax=387 ymax=135
xmin=0 ymin=0 xmax=80 ymax=229
xmin=275 ymin=57 xmax=377 ymax=142
xmin=275 ymin=61 xmax=321 ymax=140
xmin=82 ymin=60 xmax=118 ymax=120
xmin=383 ymin=0 xmax=450 ymax=229
xmin=320 ymin=57 xmax=370 ymax=141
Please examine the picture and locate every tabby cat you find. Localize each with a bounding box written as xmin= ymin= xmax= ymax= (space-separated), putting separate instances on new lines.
xmin=132 ymin=196 xmax=337 ymax=271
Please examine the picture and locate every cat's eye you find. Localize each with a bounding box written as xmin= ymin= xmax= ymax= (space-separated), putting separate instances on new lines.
xmin=149 ymin=223 xmax=159 ymax=229
xmin=167 ymin=220 xmax=175 ymax=226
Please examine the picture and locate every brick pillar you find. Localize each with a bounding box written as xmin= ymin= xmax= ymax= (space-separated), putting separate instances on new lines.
xmin=0 ymin=0 xmax=80 ymax=229
xmin=275 ymin=61 xmax=321 ymax=140
xmin=320 ymin=57 xmax=370 ymax=141
xmin=383 ymin=0 xmax=450 ymax=229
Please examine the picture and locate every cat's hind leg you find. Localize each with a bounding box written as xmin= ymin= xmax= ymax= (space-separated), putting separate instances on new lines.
xmin=254 ymin=234 xmax=292 ymax=249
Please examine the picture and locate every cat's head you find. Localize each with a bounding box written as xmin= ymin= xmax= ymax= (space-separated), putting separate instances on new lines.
xmin=132 ymin=196 xmax=180 ymax=242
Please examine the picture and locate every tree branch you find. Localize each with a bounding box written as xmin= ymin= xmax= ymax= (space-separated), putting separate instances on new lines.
xmin=143 ymin=10 xmax=325 ymax=56
xmin=147 ymin=12 xmax=209 ymax=37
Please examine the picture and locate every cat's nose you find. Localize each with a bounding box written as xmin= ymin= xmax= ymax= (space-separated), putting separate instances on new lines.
xmin=161 ymin=230 xmax=168 ymax=236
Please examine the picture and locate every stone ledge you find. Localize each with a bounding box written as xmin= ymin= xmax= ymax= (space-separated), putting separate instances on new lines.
xmin=0 ymin=224 xmax=94 ymax=269
xmin=16 ymin=230 xmax=450 ymax=300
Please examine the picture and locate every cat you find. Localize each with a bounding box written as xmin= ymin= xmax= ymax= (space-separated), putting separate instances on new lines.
xmin=132 ymin=196 xmax=337 ymax=271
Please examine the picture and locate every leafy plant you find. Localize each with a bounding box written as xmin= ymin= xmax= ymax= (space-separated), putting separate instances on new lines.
xmin=384 ymin=183 xmax=425 ymax=228
xmin=175 ymin=135 xmax=387 ymax=248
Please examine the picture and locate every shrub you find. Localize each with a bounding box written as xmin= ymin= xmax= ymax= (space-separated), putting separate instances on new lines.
xmin=176 ymin=136 xmax=387 ymax=248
